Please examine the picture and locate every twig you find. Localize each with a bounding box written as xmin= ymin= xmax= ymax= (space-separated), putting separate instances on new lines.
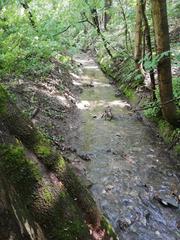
xmin=53 ymin=19 xmax=90 ymax=36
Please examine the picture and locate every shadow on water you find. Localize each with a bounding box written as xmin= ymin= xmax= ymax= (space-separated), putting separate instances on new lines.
xmin=70 ymin=54 xmax=180 ymax=240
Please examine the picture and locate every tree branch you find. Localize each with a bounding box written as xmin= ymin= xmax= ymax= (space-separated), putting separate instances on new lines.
xmin=133 ymin=97 xmax=180 ymax=112
xmin=53 ymin=19 xmax=92 ymax=37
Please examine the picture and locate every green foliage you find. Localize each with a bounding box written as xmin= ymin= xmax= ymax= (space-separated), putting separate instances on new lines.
xmin=0 ymin=84 xmax=8 ymax=114
xmin=0 ymin=0 xmax=84 ymax=77
xmin=141 ymin=51 xmax=170 ymax=71
xmin=143 ymin=104 xmax=160 ymax=119
xmin=101 ymin=216 xmax=117 ymax=240
xmin=158 ymin=119 xmax=180 ymax=147
xmin=144 ymin=77 xmax=180 ymax=119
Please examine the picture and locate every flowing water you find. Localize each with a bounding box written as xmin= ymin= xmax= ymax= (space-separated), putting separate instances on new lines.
xmin=70 ymin=54 xmax=180 ymax=240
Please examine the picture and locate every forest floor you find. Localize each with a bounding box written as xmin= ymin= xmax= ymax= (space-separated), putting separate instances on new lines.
xmin=3 ymin=53 xmax=180 ymax=240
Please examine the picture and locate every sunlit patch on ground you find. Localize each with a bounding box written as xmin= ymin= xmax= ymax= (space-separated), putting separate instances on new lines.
xmin=76 ymin=99 xmax=130 ymax=110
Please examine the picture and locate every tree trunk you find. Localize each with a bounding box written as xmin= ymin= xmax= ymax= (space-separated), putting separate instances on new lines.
xmin=104 ymin=0 xmax=112 ymax=30
xmin=119 ymin=0 xmax=132 ymax=51
xmin=141 ymin=0 xmax=156 ymax=99
xmin=151 ymin=0 xmax=178 ymax=125
xmin=91 ymin=7 xmax=113 ymax=58
xmin=134 ymin=0 xmax=143 ymax=69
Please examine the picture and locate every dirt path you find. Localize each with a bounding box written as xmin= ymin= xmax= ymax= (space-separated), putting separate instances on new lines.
xmin=66 ymin=54 xmax=180 ymax=240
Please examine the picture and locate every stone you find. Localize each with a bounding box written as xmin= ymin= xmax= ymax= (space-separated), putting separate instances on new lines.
xmin=155 ymin=193 xmax=179 ymax=208
xmin=115 ymin=91 xmax=122 ymax=97
xmin=78 ymin=153 xmax=92 ymax=161
xmin=117 ymin=218 xmax=131 ymax=230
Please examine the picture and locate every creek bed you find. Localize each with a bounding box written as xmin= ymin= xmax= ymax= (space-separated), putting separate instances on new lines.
xmin=69 ymin=54 xmax=180 ymax=240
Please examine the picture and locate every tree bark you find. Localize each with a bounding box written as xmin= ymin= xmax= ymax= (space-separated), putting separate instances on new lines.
xmin=119 ymin=0 xmax=132 ymax=51
xmin=141 ymin=0 xmax=156 ymax=99
xmin=151 ymin=0 xmax=178 ymax=125
xmin=134 ymin=0 xmax=143 ymax=69
xmin=104 ymin=0 xmax=112 ymax=30
xmin=91 ymin=7 xmax=113 ymax=58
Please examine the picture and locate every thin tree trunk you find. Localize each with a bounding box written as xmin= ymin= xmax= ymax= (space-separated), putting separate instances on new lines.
xmin=20 ymin=1 xmax=36 ymax=28
xmin=151 ymin=0 xmax=178 ymax=125
xmin=134 ymin=0 xmax=143 ymax=69
xmin=104 ymin=0 xmax=112 ymax=30
xmin=141 ymin=0 xmax=156 ymax=99
xmin=119 ymin=0 xmax=132 ymax=51
xmin=91 ymin=7 xmax=113 ymax=58
xmin=84 ymin=0 xmax=113 ymax=58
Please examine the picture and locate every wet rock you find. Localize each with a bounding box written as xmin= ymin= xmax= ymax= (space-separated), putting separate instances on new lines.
xmin=105 ymin=185 xmax=114 ymax=192
xmin=155 ymin=231 xmax=161 ymax=237
xmin=101 ymin=106 xmax=113 ymax=121
xmin=80 ymin=176 xmax=93 ymax=189
xmin=83 ymin=82 xmax=94 ymax=88
xmin=116 ymin=133 xmax=121 ymax=137
xmin=115 ymin=90 xmax=122 ymax=97
xmin=109 ymin=80 xmax=114 ymax=85
xmin=134 ymin=113 xmax=143 ymax=122
xmin=154 ymin=193 xmax=179 ymax=208
xmin=78 ymin=153 xmax=92 ymax=161
xmin=117 ymin=218 xmax=132 ymax=230
xmin=106 ymin=149 xmax=112 ymax=153
xmin=78 ymin=87 xmax=83 ymax=93
xmin=112 ymin=151 xmax=118 ymax=155
xmin=177 ymin=221 xmax=180 ymax=229
xmin=125 ymin=105 xmax=132 ymax=111
xmin=144 ymin=210 xmax=150 ymax=221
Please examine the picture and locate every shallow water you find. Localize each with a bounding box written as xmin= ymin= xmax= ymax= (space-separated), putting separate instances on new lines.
xmin=71 ymin=54 xmax=180 ymax=240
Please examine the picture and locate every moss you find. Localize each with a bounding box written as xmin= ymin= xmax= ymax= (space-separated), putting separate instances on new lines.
xmin=41 ymin=186 xmax=54 ymax=204
xmin=36 ymin=144 xmax=51 ymax=158
xmin=174 ymin=144 xmax=180 ymax=155
xmin=0 ymin=85 xmax=8 ymax=115
xmin=53 ymin=218 xmax=89 ymax=240
xmin=157 ymin=119 xmax=180 ymax=155
xmin=101 ymin=216 xmax=118 ymax=240
xmin=59 ymin=190 xmax=66 ymax=199
xmin=158 ymin=120 xmax=174 ymax=144
xmin=123 ymin=87 xmax=135 ymax=100
xmin=0 ymin=144 xmax=91 ymax=240
xmin=56 ymin=156 xmax=66 ymax=171
xmin=0 ymin=144 xmax=41 ymax=203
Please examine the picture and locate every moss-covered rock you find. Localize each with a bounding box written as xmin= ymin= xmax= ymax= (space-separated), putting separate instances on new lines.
xmin=0 ymin=143 xmax=91 ymax=239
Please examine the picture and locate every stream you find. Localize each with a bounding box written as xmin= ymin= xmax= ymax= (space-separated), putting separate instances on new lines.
xmin=69 ymin=54 xmax=180 ymax=240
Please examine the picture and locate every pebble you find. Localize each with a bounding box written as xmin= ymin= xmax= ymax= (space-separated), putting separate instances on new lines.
xmin=117 ymin=218 xmax=131 ymax=230
xmin=105 ymin=185 xmax=114 ymax=191
xmin=155 ymin=231 xmax=161 ymax=236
